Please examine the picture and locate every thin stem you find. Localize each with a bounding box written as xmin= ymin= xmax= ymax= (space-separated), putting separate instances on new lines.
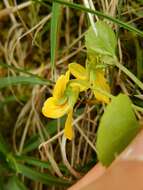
xmin=61 ymin=136 xmax=81 ymax=178
xmin=75 ymin=123 xmax=97 ymax=153
xmin=115 ymin=61 xmax=143 ymax=90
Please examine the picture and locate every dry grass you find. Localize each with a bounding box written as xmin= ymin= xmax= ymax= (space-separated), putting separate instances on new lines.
xmin=0 ymin=0 xmax=143 ymax=189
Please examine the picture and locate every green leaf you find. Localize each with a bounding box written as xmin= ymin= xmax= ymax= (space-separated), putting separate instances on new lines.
xmin=17 ymin=163 xmax=71 ymax=187
xmin=96 ymin=94 xmax=140 ymax=166
xmin=5 ymin=176 xmax=28 ymax=190
xmin=0 ymin=76 xmax=50 ymax=89
xmin=50 ymin=2 xmax=62 ymax=73
xmin=85 ymin=21 xmax=117 ymax=56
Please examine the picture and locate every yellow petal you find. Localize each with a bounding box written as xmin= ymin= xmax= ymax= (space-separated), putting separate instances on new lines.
xmin=68 ymin=63 xmax=87 ymax=80
xmin=65 ymin=70 xmax=70 ymax=81
xmin=70 ymin=79 xmax=89 ymax=92
xmin=93 ymin=70 xmax=110 ymax=104
xmin=64 ymin=110 xmax=73 ymax=140
xmin=42 ymin=97 xmax=70 ymax=118
xmin=53 ymin=71 xmax=70 ymax=99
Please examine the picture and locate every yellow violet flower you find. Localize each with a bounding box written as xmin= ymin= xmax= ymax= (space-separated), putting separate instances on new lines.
xmin=68 ymin=63 xmax=89 ymax=92
xmin=53 ymin=71 xmax=69 ymax=100
xmin=69 ymin=62 xmax=110 ymax=103
xmin=42 ymin=71 xmax=79 ymax=140
xmin=42 ymin=71 xmax=70 ymax=118
xmin=68 ymin=63 xmax=88 ymax=81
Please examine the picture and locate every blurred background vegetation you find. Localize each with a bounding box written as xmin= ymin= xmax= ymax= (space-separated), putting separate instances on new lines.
xmin=0 ymin=0 xmax=143 ymax=189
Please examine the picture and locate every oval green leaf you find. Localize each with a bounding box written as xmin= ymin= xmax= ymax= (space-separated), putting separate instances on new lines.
xmin=96 ymin=93 xmax=140 ymax=166
xmin=85 ymin=21 xmax=117 ymax=57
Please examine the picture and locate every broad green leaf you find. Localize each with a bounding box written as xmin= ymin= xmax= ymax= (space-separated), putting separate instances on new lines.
xmin=5 ymin=176 xmax=28 ymax=190
xmin=50 ymin=2 xmax=62 ymax=73
xmin=0 ymin=76 xmax=50 ymax=89
xmin=96 ymin=93 xmax=140 ymax=166
xmin=85 ymin=21 xmax=117 ymax=56
xmin=17 ymin=163 xmax=71 ymax=187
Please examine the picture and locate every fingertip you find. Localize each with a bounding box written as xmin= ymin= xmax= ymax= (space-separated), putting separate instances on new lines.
xmin=118 ymin=129 xmax=143 ymax=162
xmin=68 ymin=163 xmax=105 ymax=190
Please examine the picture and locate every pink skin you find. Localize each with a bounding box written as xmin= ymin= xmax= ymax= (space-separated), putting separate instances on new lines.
xmin=68 ymin=129 xmax=143 ymax=190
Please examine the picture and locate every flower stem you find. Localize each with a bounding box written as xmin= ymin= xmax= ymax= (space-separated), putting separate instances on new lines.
xmin=61 ymin=136 xmax=81 ymax=178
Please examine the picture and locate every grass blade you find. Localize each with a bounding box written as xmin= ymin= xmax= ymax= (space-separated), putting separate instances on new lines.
xmin=0 ymin=76 xmax=50 ymax=89
xmin=15 ymin=155 xmax=69 ymax=174
xmin=52 ymin=0 xmax=143 ymax=37
xmin=50 ymin=2 xmax=62 ymax=74
xmin=15 ymin=155 xmax=51 ymax=169
xmin=0 ymin=61 xmax=46 ymax=79
xmin=17 ymin=163 xmax=72 ymax=187
xmin=6 ymin=176 xmax=28 ymax=190
xmin=134 ymin=38 xmax=143 ymax=79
